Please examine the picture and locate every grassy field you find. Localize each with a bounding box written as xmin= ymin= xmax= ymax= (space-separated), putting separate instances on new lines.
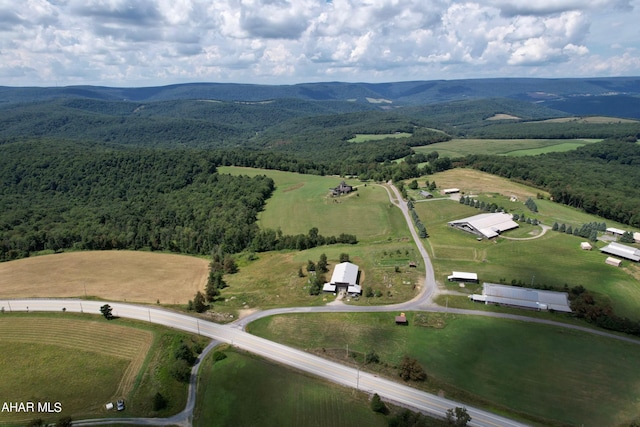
xmin=413 ymin=138 xmax=599 ymax=158
xmin=0 ymin=251 xmax=209 ymax=304
xmin=248 ymin=312 xmax=640 ymax=427
xmin=0 ymin=313 xmax=208 ymax=426
xmin=413 ymin=169 xmax=640 ymax=319
xmin=193 ymin=349 xmax=391 ymax=427
xmin=218 ymin=166 xmax=407 ymax=243
xmin=348 ymin=133 xmax=412 ymax=143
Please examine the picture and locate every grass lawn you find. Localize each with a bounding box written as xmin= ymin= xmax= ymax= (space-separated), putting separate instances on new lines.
xmin=413 ymin=138 xmax=598 ymax=158
xmin=248 ymin=312 xmax=640 ymax=427
xmin=0 ymin=313 xmax=208 ymax=425
xmin=193 ymin=348 xmax=389 ymax=427
xmin=218 ymin=166 xmax=407 ymax=243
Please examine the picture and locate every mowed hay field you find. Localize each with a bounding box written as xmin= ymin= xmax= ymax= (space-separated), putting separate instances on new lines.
xmin=194 ymin=349 xmax=389 ymax=427
xmin=249 ymin=312 xmax=640 ymax=427
xmin=0 ymin=317 xmax=153 ymax=424
xmin=218 ymin=166 xmax=408 ymax=242
xmin=0 ymin=251 xmax=208 ymax=304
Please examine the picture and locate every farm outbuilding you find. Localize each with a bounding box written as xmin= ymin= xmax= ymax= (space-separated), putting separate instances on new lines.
xmin=419 ymin=191 xmax=433 ymax=199
xmin=634 ymin=232 xmax=640 ymax=244
xmin=580 ymin=242 xmax=593 ymax=250
xmin=442 ymin=188 xmax=460 ymax=194
xmin=395 ymin=313 xmax=408 ymax=325
xmin=469 ymin=283 xmax=572 ymax=312
xmin=600 ymin=242 xmax=640 ymax=262
xmin=323 ymin=262 xmax=361 ymax=295
xmin=606 ymin=257 xmax=622 ymax=267
xmin=448 ymin=212 xmax=519 ymax=239
xmin=606 ymin=227 xmax=626 ymax=237
xmin=447 ymin=271 xmax=479 ymax=283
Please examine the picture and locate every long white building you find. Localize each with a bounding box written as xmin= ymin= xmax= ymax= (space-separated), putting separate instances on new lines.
xmin=470 ymin=283 xmax=572 ymax=312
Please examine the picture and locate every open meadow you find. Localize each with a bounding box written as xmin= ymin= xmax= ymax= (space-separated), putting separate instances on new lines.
xmin=193 ymin=349 xmax=394 ymax=427
xmin=218 ymin=166 xmax=407 ymax=242
xmin=0 ymin=313 xmax=208 ymax=425
xmin=248 ymin=312 xmax=640 ymax=427
xmin=0 ymin=251 xmax=208 ymax=304
xmin=413 ymin=168 xmax=640 ymax=319
xmin=413 ymin=138 xmax=599 ymax=158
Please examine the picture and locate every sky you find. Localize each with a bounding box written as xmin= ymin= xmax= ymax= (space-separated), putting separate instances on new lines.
xmin=1 ymin=0 xmax=639 ymax=87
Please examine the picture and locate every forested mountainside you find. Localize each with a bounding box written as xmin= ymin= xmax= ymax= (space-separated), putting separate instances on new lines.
xmin=2 ymin=77 xmax=640 ymax=116
xmin=2 ymin=79 xmax=640 ymax=261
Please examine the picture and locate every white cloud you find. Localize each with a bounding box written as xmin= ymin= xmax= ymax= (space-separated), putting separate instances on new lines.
xmin=0 ymin=0 xmax=637 ymax=86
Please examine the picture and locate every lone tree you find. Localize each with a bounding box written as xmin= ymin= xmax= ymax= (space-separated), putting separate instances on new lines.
xmin=371 ymin=393 xmax=388 ymax=414
xmin=100 ymin=304 xmax=113 ymax=320
xmin=446 ymin=407 xmax=472 ymax=426
xmin=398 ymin=355 xmax=426 ymax=382
xmin=193 ymin=291 xmax=208 ymax=313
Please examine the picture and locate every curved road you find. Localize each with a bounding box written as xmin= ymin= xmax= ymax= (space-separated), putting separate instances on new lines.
xmin=3 ymin=183 xmax=639 ymax=426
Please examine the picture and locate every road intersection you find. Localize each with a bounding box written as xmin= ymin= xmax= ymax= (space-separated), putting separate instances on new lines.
xmin=3 ymin=183 xmax=639 ymax=426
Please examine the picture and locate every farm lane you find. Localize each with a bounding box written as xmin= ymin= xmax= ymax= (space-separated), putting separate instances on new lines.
xmin=1 ymin=298 xmax=528 ymax=427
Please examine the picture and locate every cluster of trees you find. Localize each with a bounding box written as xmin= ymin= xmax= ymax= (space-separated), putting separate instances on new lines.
xmin=568 ymin=285 xmax=640 ymax=336
xmin=458 ymin=195 xmax=504 ymax=215
xmin=169 ymin=340 xmax=202 ymax=383
xmin=204 ymin=248 xmax=236 ymax=304
xmin=552 ymin=221 xmax=606 ymax=241
xmin=251 ymin=227 xmax=357 ymax=253
xmin=464 ymin=138 xmax=640 ymax=226
xmin=524 ymin=197 xmax=538 ymax=212
xmin=307 ymin=253 xmax=329 ymax=295
xmin=407 ymin=201 xmax=428 ymax=238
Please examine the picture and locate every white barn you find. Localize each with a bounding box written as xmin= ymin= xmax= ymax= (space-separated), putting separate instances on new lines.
xmin=322 ymin=262 xmax=361 ymax=295
xmin=600 ymin=242 xmax=640 ymax=262
xmin=448 ymin=212 xmax=519 ymax=239
xmin=447 ymin=271 xmax=479 ymax=283
xmin=470 ymin=283 xmax=572 ymax=312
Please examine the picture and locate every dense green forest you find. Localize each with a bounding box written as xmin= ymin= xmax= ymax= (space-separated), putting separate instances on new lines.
xmin=463 ymin=138 xmax=640 ymax=226
xmin=0 ymin=140 xmax=276 ymax=260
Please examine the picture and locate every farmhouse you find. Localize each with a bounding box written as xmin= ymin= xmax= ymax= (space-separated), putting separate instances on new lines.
xmin=600 ymin=242 xmax=640 ymax=262
xmin=448 ymin=212 xmax=519 ymax=239
xmin=331 ymin=181 xmax=353 ymax=196
xmin=322 ymin=262 xmax=361 ymax=295
xmin=469 ymin=283 xmax=572 ymax=312
xmin=442 ymin=188 xmax=460 ymax=194
xmin=447 ymin=271 xmax=479 ymax=283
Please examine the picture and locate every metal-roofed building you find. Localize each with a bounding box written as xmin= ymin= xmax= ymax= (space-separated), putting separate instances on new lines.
xmin=606 ymin=227 xmax=626 ymax=236
xmin=322 ymin=262 xmax=361 ymax=295
xmin=600 ymin=242 xmax=640 ymax=262
xmin=470 ymin=283 xmax=572 ymax=312
xmin=447 ymin=271 xmax=479 ymax=283
xmin=448 ymin=212 xmax=519 ymax=239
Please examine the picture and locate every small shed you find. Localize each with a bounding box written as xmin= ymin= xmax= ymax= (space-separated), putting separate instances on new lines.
xmin=395 ymin=313 xmax=408 ymax=325
xmin=105 ymin=402 xmax=114 ymax=411
xmin=408 ymin=261 xmax=417 ymax=268
xmin=419 ymin=190 xmax=433 ymax=199
xmin=580 ymin=242 xmax=593 ymax=250
xmin=606 ymin=257 xmax=622 ymax=267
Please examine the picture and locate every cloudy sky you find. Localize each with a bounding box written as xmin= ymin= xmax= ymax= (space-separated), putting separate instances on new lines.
xmin=1 ymin=0 xmax=639 ymax=87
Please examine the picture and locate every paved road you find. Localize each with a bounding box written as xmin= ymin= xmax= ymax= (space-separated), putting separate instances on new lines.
xmin=0 ymin=298 xmax=529 ymax=427
xmin=4 ymin=183 xmax=639 ymax=426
